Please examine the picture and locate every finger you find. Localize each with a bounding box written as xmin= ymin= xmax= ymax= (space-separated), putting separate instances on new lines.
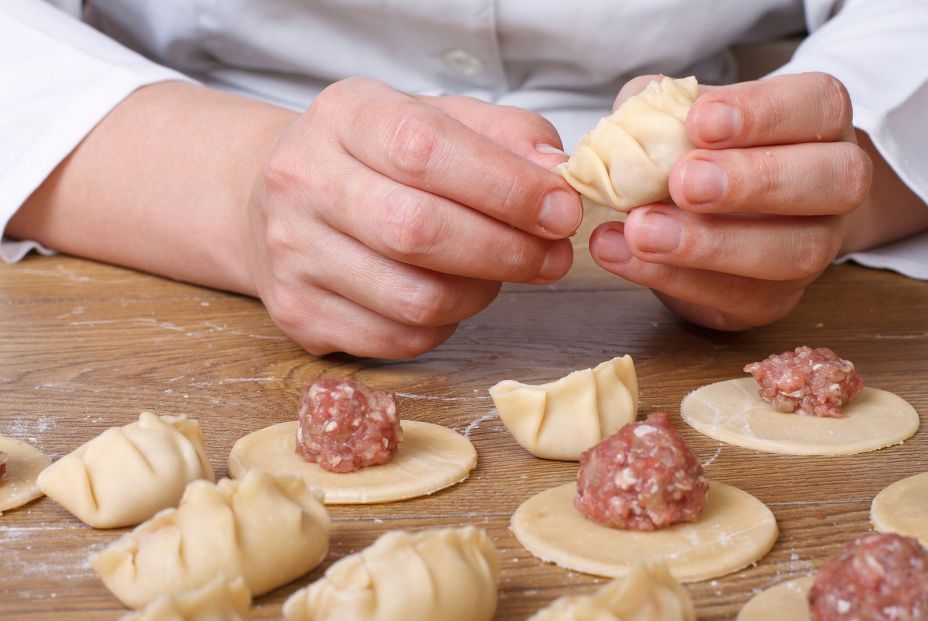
xmin=315 ymin=153 xmax=573 ymax=283
xmin=419 ymin=95 xmax=569 ymax=170
xmin=588 ymin=222 xmax=806 ymax=329
xmin=670 ymin=142 xmax=872 ymax=215
xmin=264 ymin=281 xmax=457 ymax=359
xmin=298 ymin=225 xmax=502 ymax=327
xmin=612 ymin=74 xmax=664 ymax=110
xmin=620 ymin=205 xmax=843 ymax=281
xmin=318 ymin=78 xmax=582 ymax=238
xmin=687 ymin=72 xmax=853 ymax=148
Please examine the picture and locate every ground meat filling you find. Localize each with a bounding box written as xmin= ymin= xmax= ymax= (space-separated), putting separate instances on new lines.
xmin=744 ymin=346 xmax=864 ymax=418
xmin=0 ymin=450 xmax=6 ymax=480
xmin=574 ymin=411 xmax=708 ymax=531
xmin=809 ymin=533 xmax=928 ymax=621
xmin=296 ymin=378 xmax=403 ymax=473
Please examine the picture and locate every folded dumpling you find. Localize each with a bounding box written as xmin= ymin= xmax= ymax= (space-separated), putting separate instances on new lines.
xmin=528 ymin=562 xmax=695 ymax=621
xmin=489 ymin=356 xmax=638 ymax=460
xmin=92 ymin=471 xmax=330 ymax=608
xmin=37 ymin=411 xmax=213 ymax=528
xmin=120 ymin=575 xmax=251 ymax=621
xmin=283 ymin=526 xmax=499 ymax=621
xmin=560 ymin=76 xmax=698 ymax=212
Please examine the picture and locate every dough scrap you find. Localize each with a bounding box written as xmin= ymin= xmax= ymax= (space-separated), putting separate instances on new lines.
xmin=871 ymin=472 xmax=928 ymax=548
xmin=283 ymin=526 xmax=499 ymax=621
xmin=559 ymin=76 xmax=698 ymax=212
xmin=92 ymin=471 xmax=329 ymax=609
xmin=228 ymin=420 xmax=476 ymax=504
xmin=511 ymin=481 xmax=777 ymax=582
xmin=0 ymin=436 xmax=50 ymax=513
xmin=736 ymin=576 xmax=813 ymax=621
xmin=120 ymin=575 xmax=251 ymax=621
xmin=37 ymin=412 xmax=214 ymax=528
xmin=681 ymin=378 xmax=919 ymax=456
xmin=489 ymin=356 xmax=638 ymax=461
xmin=528 ymin=561 xmax=695 ymax=621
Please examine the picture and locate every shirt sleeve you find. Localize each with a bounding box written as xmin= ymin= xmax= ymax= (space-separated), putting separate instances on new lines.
xmin=770 ymin=0 xmax=928 ymax=280
xmin=0 ymin=0 xmax=195 ymax=263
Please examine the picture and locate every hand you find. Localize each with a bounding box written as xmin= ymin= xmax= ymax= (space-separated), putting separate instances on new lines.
xmin=588 ymin=72 xmax=873 ymax=330
xmin=245 ymin=77 xmax=581 ymax=358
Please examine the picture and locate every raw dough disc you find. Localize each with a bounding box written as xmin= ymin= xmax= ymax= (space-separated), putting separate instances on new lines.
xmin=871 ymin=471 xmax=928 ymax=547
xmin=0 ymin=436 xmax=51 ymax=513
xmin=736 ymin=576 xmax=813 ymax=621
xmin=228 ymin=421 xmax=476 ymax=504
xmin=511 ymin=481 xmax=778 ymax=582
xmin=681 ymin=378 xmax=919 ymax=456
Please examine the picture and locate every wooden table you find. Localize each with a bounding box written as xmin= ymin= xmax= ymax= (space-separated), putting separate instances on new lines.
xmin=2 ymin=249 xmax=926 ymax=620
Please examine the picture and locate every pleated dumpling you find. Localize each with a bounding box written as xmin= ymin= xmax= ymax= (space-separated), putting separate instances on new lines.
xmin=489 ymin=356 xmax=638 ymax=460
xmin=283 ymin=526 xmax=499 ymax=621
xmin=528 ymin=562 xmax=695 ymax=621
xmin=37 ymin=411 xmax=213 ymax=528
xmin=120 ymin=575 xmax=251 ymax=621
xmin=560 ymin=76 xmax=698 ymax=212
xmin=92 ymin=471 xmax=330 ymax=609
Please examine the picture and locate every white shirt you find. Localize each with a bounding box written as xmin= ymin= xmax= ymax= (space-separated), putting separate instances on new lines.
xmin=2 ymin=0 xmax=927 ymax=278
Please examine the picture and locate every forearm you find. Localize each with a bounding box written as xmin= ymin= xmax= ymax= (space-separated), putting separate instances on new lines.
xmin=7 ymin=81 xmax=297 ymax=295
xmin=840 ymin=129 xmax=928 ymax=254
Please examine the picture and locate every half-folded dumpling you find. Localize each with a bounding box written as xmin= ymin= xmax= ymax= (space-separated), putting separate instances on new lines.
xmin=92 ymin=471 xmax=330 ymax=608
xmin=489 ymin=356 xmax=638 ymax=460
xmin=528 ymin=561 xmax=695 ymax=621
xmin=560 ymin=76 xmax=698 ymax=212
xmin=283 ymin=526 xmax=499 ymax=621
xmin=120 ymin=575 xmax=251 ymax=621
xmin=37 ymin=411 xmax=213 ymax=528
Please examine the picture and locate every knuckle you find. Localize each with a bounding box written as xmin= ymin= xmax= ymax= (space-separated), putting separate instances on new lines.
xmin=263 ymin=218 xmax=299 ymax=259
xmin=388 ymin=111 xmax=441 ymax=178
xmin=818 ymin=72 xmax=853 ymax=128
xmin=400 ymin=281 xmax=453 ymax=327
xmin=505 ymin=238 xmax=546 ymax=281
xmin=840 ymin=144 xmax=873 ymax=208
xmin=793 ymin=223 xmax=837 ymax=278
xmin=719 ymin=275 xmax=758 ymax=309
xmin=380 ymin=326 xmax=442 ymax=359
xmin=379 ymin=189 xmax=441 ymax=259
xmin=500 ymin=105 xmax=560 ymax=143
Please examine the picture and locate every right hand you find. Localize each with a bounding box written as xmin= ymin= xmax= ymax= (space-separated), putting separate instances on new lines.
xmin=244 ymin=77 xmax=581 ymax=358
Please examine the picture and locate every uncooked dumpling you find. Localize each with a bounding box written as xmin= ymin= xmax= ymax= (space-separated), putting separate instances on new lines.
xmin=283 ymin=526 xmax=499 ymax=621
xmin=529 ymin=562 xmax=695 ymax=621
xmin=560 ymin=76 xmax=698 ymax=212
xmin=120 ymin=575 xmax=251 ymax=621
xmin=871 ymin=472 xmax=928 ymax=548
xmin=92 ymin=471 xmax=330 ymax=609
xmin=37 ymin=411 xmax=214 ymax=528
xmin=489 ymin=356 xmax=638 ymax=460
xmin=0 ymin=436 xmax=50 ymax=513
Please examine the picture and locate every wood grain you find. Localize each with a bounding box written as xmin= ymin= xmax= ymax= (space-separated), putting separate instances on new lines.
xmin=1 ymin=252 xmax=926 ymax=620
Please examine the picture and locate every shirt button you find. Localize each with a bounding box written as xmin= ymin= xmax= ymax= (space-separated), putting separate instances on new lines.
xmin=442 ymin=49 xmax=486 ymax=77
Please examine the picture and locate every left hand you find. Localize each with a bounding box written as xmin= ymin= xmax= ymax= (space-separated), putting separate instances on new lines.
xmin=588 ymin=72 xmax=873 ymax=330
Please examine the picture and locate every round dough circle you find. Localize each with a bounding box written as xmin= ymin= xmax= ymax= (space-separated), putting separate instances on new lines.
xmin=0 ymin=436 xmax=51 ymax=512
xmin=681 ymin=378 xmax=919 ymax=456
xmin=511 ymin=481 xmax=778 ymax=582
xmin=229 ymin=421 xmax=476 ymax=504
xmin=871 ymin=471 xmax=928 ymax=548
xmin=736 ymin=576 xmax=813 ymax=621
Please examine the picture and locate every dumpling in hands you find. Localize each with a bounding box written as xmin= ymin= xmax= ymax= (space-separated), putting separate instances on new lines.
xmin=37 ymin=411 xmax=213 ymax=528
xmin=560 ymin=76 xmax=698 ymax=212
xmin=283 ymin=526 xmax=499 ymax=621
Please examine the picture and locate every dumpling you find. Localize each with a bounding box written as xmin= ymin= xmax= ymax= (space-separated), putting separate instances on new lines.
xmin=92 ymin=471 xmax=330 ymax=608
xmin=489 ymin=356 xmax=638 ymax=460
xmin=36 ymin=411 xmax=214 ymax=528
xmin=119 ymin=575 xmax=251 ymax=621
xmin=0 ymin=436 xmax=51 ymax=513
xmin=528 ymin=562 xmax=695 ymax=621
xmin=283 ymin=526 xmax=499 ymax=621
xmin=560 ymin=76 xmax=698 ymax=212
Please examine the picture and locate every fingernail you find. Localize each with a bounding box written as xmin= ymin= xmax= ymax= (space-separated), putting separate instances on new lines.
xmin=539 ymin=190 xmax=581 ymax=236
xmin=595 ymin=228 xmax=633 ymax=264
xmin=536 ymin=143 xmax=566 ymax=156
xmin=538 ymin=242 xmax=570 ymax=281
xmin=697 ymin=102 xmax=741 ymax=143
xmin=681 ymin=159 xmax=727 ymax=203
xmin=636 ymin=212 xmax=682 ymax=253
